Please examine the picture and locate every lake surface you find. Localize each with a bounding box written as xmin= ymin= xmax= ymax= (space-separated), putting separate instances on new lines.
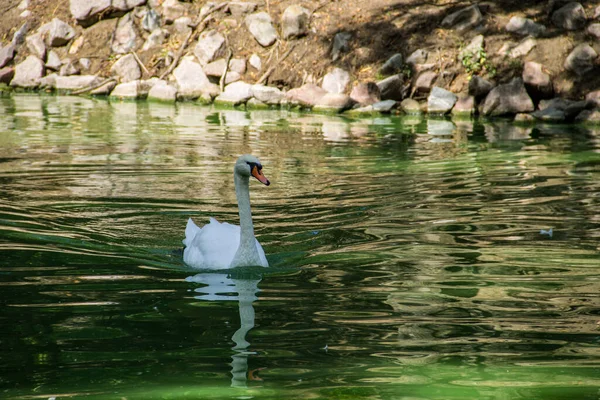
xmin=1 ymin=95 xmax=599 ymax=399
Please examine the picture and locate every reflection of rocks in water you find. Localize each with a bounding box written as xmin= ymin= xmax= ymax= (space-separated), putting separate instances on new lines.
xmin=484 ymin=122 xmax=532 ymax=142
xmin=186 ymin=272 xmax=261 ymax=388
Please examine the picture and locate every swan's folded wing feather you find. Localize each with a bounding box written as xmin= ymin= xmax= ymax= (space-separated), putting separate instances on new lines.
xmin=183 ymin=218 xmax=241 ymax=269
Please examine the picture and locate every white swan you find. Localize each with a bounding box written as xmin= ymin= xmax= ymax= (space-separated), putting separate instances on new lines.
xmin=183 ymin=155 xmax=270 ymax=269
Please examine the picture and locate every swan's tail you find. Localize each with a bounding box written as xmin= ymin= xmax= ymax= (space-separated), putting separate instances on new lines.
xmin=183 ymin=218 xmax=201 ymax=247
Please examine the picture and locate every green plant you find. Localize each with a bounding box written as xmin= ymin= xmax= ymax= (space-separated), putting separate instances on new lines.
xmin=461 ymin=46 xmax=496 ymax=79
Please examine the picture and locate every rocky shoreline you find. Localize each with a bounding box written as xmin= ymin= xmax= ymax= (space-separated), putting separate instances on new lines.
xmin=1 ymin=1 xmax=600 ymax=124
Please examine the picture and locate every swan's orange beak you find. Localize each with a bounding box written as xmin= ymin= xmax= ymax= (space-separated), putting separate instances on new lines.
xmin=251 ymin=165 xmax=270 ymax=186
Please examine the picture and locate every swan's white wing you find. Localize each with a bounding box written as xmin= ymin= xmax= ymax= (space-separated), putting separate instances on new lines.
xmin=183 ymin=218 xmax=241 ymax=270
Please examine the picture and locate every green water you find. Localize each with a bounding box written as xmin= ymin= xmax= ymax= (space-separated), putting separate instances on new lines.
xmin=1 ymin=95 xmax=599 ymax=399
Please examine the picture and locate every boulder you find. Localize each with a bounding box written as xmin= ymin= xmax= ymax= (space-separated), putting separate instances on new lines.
xmin=522 ymin=61 xmax=553 ymax=100
xmin=203 ymin=58 xmax=228 ymax=77
xmin=0 ymin=44 xmax=15 ymax=68
xmin=229 ymin=58 xmax=246 ymax=74
xmin=586 ymin=90 xmax=600 ymax=107
xmin=505 ymin=16 xmax=546 ymax=37
xmin=400 ymin=98 xmax=422 ymax=114
xmin=173 ymin=17 xmax=192 ymax=34
xmin=142 ymin=8 xmax=161 ymax=32
xmin=111 ymin=54 xmax=141 ymax=82
xmin=38 ymin=18 xmax=76 ymax=47
xmin=45 ymin=50 xmax=62 ymax=70
xmin=441 ymin=5 xmax=483 ymax=32
xmin=468 ymin=75 xmax=494 ymax=100
xmin=26 ymin=34 xmax=46 ymax=60
xmin=214 ymin=81 xmax=254 ymax=105
xmin=12 ymin=22 xmax=29 ymax=46
xmin=538 ymin=97 xmax=587 ymax=120
xmin=575 ymin=109 xmax=600 ymax=124
xmin=173 ymin=57 xmax=218 ymax=100
xmin=59 ymin=59 xmax=79 ymax=76
xmin=452 ymin=95 xmax=475 ymax=115
xmin=282 ymin=5 xmax=310 ymax=39
xmin=79 ymin=58 xmax=91 ymax=70
xmin=371 ymin=100 xmax=397 ymax=113
xmin=459 ymin=35 xmax=484 ymax=61
xmin=54 ymin=75 xmax=101 ymax=91
xmin=564 ymin=43 xmax=597 ymax=75
xmin=112 ymin=13 xmax=137 ymax=54
xmin=227 ymin=2 xmax=257 ymax=18
xmin=0 ymin=67 xmax=15 ymax=84
xmin=194 ymin=30 xmax=225 ymax=65
xmin=161 ymin=0 xmax=186 ymax=24
xmin=415 ymin=71 xmax=438 ymax=93
xmin=587 ymin=23 xmax=600 ymax=40
xmin=286 ymin=83 xmax=327 ymax=107
xmin=90 ymin=79 xmax=117 ymax=95
xmin=480 ymin=78 xmax=534 ymax=116
xmin=10 ymin=55 xmax=45 ymax=88
xmin=148 ymin=81 xmax=177 ymax=102
xmin=322 ymin=67 xmax=350 ymax=94
xmin=551 ymin=2 xmax=587 ymax=30
xmin=350 ymin=82 xmax=381 ymax=105
xmin=531 ymin=107 xmax=566 ymax=122
xmin=110 ymin=80 xmax=144 ymax=99
xmin=251 ymin=84 xmax=284 ymax=104
xmin=331 ymin=31 xmax=351 ymax=61
xmin=245 ymin=12 xmax=277 ymax=47
xmin=69 ymin=0 xmax=117 ymax=27
xmin=427 ymin=86 xmax=458 ymax=114
xmin=142 ymin=28 xmax=168 ymax=51
xmin=508 ymin=37 xmax=537 ymax=58
xmin=249 ymin=53 xmax=261 ymax=70
xmin=376 ymin=74 xmax=406 ymax=101
xmin=406 ymin=49 xmax=428 ymax=68
xmin=379 ymin=53 xmax=404 ymax=75
xmin=314 ymin=93 xmax=355 ymax=112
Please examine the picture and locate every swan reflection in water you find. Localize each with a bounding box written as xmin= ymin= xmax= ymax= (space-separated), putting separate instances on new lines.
xmin=185 ymin=270 xmax=262 ymax=388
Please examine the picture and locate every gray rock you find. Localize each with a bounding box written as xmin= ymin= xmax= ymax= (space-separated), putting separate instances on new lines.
xmin=245 ymin=12 xmax=277 ymax=47
xmin=79 ymin=58 xmax=91 ymax=70
xmin=505 ymin=16 xmax=546 ymax=37
xmin=501 ymin=37 xmax=537 ymax=58
xmin=54 ymin=75 xmax=101 ymax=91
xmin=587 ymin=23 xmax=600 ymax=40
xmin=538 ymin=97 xmax=586 ymax=120
xmin=38 ymin=18 xmax=76 ymax=47
xmin=441 ymin=5 xmax=483 ymax=32
xmin=415 ymin=71 xmax=438 ymax=93
xmin=595 ymin=5 xmax=600 ymax=19
xmin=376 ymin=74 xmax=406 ymax=101
xmin=406 ymin=49 xmax=428 ymax=67
xmin=173 ymin=17 xmax=192 ymax=34
xmin=314 ymin=93 xmax=355 ymax=112
xmin=575 ymin=109 xmax=600 ymax=124
xmin=18 ymin=0 xmax=30 ymax=10
xmin=400 ymin=98 xmax=422 ymax=114
xmin=142 ymin=8 xmax=161 ymax=32
xmin=90 ymin=79 xmax=117 ymax=95
xmin=552 ymin=2 xmax=587 ymax=31
xmin=532 ymin=107 xmax=566 ymax=122
xmin=282 ymin=5 xmax=310 ymax=39
xmin=229 ymin=58 xmax=246 ymax=74
xmin=26 ymin=34 xmax=46 ymax=60
xmin=194 ymin=30 xmax=225 ymax=65
xmin=372 ymin=100 xmax=397 ymax=113
xmin=112 ymin=13 xmax=137 ymax=54
xmin=59 ymin=59 xmax=79 ymax=76
xmin=379 ymin=53 xmax=404 ymax=75
xmin=45 ymin=50 xmax=62 ymax=70
xmin=514 ymin=113 xmax=536 ymax=123
xmin=586 ymin=90 xmax=600 ymax=107
xmin=481 ymin=77 xmax=534 ymax=116
xmin=564 ymin=43 xmax=597 ymax=75
xmin=173 ymin=57 xmax=218 ymax=100
xmin=38 ymin=73 xmax=57 ymax=89
xmin=452 ymin=95 xmax=475 ymax=115
xmin=459 ymin=35 xmax=484 ymax=61
xmin=161 ymin=0 xmax=186 ymax=23
xmin=331 ymin=32 xmax=351 ymax=61
xmin=228 ymin=1 xmax=257 ymax=18
xmin=69 ymin=0 xmax=111 ymax=25
xmin=286 ymin=83 xmax=327 ymax=107
xmin=12 ymin=22 xmax=29 ymax=46
xmin=0 ymin=44 xmax=16 ymax=68
xmin=0 ymin=67 xmax=15 ymax=84
xmin=10 ymin=55 xmax=45 ymax=88
xmin=203 ymin=58 xmax=227 ymax=77
xmin=110 ymin=80 xmax=143 ymax=99
xmin=249 ymin=53 xmax=261 ymax=70
xmin=148 ymin=81 xmax=177 ymax=101
xmin=111 ymin=54 xmax=141 ymax=82
xmin=142 ymin=28 xmax=168 ymax=51
xmin=215 ymin=81 xmax=254 ymax=105
xmin=251 ymin=84 xmax=284 ymax=104
xmin=427 ymin=86 xmax=458 ymax=114
xmin=522 ymin=61 xmax=553 ymax=100
xmin=468 ymin=75 xmax=494 ymax=99
xmin=350 ymin=82 xmax=381 ymax=105
xmin=322 ymin=67 xmax=350 ymax=94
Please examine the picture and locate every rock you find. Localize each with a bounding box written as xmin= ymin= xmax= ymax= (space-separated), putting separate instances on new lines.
xmin=148 ymin=81 xmax=177 ymax=101
xmin=10 ymin=55 xmax=44 ymax=88
xmin=0 ymin=44 xmax=15 ymax=68
xmin=18 ymin=0 xmax=30 ymax=10
xmin=249 ymin=53 xmax=261 ymax=70
xmin=12 ymin=22 xmax=29 ymax=46
xmin=452 ymin=95 xmax=475 ymax=115
xmin=38 ymin=73 xmax=57 ymax=89
xmin=215 ymin=81 xmax=254 ymax=105
xmin=595 ymin=5 xmax=600 ymax=19
xmin=415 ymin=71 xmax=438 ymax=93
xmin=586 ymin=90 xmax=600 ymax=107
xmin=377 ymin=74 xmax=406 ymax=101
xmin=286 ymin=83 xmax=328 ymax=107
xmin=69 ymin=36 xmax=85 ymax=54
xmin=0 ymin=67 xmax=15 ymax=84
xmin=575 ymin=109 xmax=600 ymax=124
xmin=322 ymin=67 xmax=350 ymax=94
xmin=38 ymin=18 xmax=76 ymax=47
xmin=194 ymin=30 xmax=225 ymax=65
xmin=552 ymin=2 xmax=587 ymax=30
xmin=406 ymin=49 xmax=428 ymax=67
xmin=508 ymin=37 xmax=537 ymax=58
xmin=54 ymin=75 xmax=101 ymax=91
xmin=173 ymin=17 xmax=192 ymax=34
xmin=26 ymin=34 xmax=46 ymax=60
xmin=531 ymin=107 xmax=566 ymax=122
xmin=142 ymin=28 xmax=168 ymax=51
xmin=372 ymin=100 xmax=397 ymax=113
xmin=142 ymin=8 xmax=161 ymax=32
xmin=400 ymin=98 xmax=421 ymax=114
xmin=468 ymin=75 xmax=494 ymax=100
xmin=45 ymin=50 xmax=62 ymax=70
xmin=522 ymin=61 xmax=553 ymax=101
xmin=587 ymin=23 xmax=600 ymax=40
xmin=350 ymin=82 xmax=381 ymax=105
xmin=229 ymin=58 xmax=246 ymax=74
xmin=111 ymin=54 xmax=141 ymax=82
xmin=314 ymin=93 xmax=355 ymax=112
xmin=203 ymin=58 xmax=227 ymax=77
xmin=173 ymin=57 xmax=218 ymax=100
xmin=564 ymin=43 xmax=597 ymax=75
xmin=59 ymin=59 xmax=79 ymax=76
xmin=481 ymin=77 xmax=534 ymax=116
xmin=459 ymin=35 xmax=484 ymax=61
xmin=441 ymin=4 xmax=483 ymax=32
xmin=79 ymin=58 xmax=91 ymax=70
xmin=90 ymin=79 xmax=117 ymax=95
xmin=227 ymin=1 xmax=257 ymax=18
xmin=282 ymin=5 xmax=310 ymax=39
xmin=538 ymin=97 xmax=586 ymax=120
xmin=161 ymin=0 xmax=186 ymax=23
xmin=69 ymin=0 xmax=110 ymax=25
xmin=427 ymin=86 xmax=458 ymax=114
xmin=379 ymin=53 xmax=404 ymax=75
xmin=505 ymin=16 xmax=546 ymax=37
xmin=20 ymin=10 xmax=31 ymax=18
xmin=251 ymin=84 xmax=284 ymax=104
xmin=110 ymin=80 xmax=143 ymax=99
xmin=112 ymin=13 xmax=137 ymax=54
xmin=514 ymin=113 xmax=536 ymax=123
xmin=331 ymin=32 xmax=351 ymax=61
xmin=245 ymin=12 xmax=277 ymax=47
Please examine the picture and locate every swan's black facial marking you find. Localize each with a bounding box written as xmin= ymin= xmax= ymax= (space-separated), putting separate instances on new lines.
xmin=247 ymin=161 xmax=270 ymax=186
xmin=246 ymin=161 xmax=262 ymax=171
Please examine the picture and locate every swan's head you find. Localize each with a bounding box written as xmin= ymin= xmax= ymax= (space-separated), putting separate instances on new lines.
xmin=235 ymin=155 xmax=270 ymax=186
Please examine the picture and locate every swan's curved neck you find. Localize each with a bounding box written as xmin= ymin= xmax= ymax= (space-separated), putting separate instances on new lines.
xmin=234 ymin=172 xmax=255 ymax=248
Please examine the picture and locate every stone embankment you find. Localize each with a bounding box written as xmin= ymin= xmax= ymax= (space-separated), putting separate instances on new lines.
xmin=1 ymin=1 xmax=600 ymax=124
